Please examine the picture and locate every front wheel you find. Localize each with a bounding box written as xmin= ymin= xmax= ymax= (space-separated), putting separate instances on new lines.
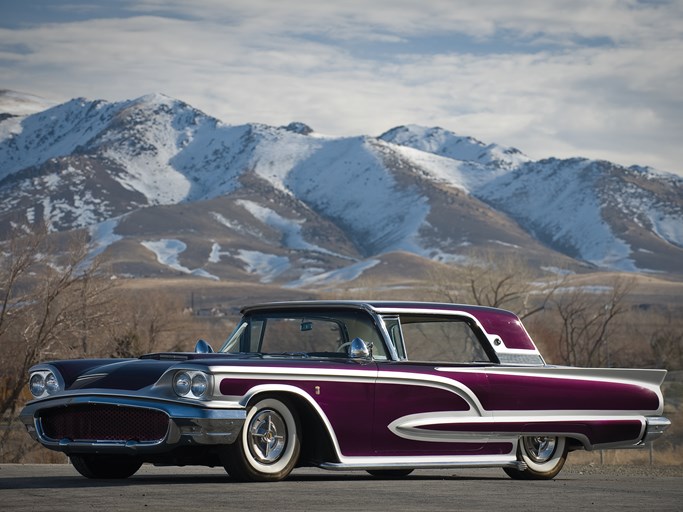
xmin=70 ymin=454 xmax=142 ymax=479
xmin=504 ymin=436 xmax=567 ymax=480
xmin=222 ymin=397 xmax=301 ymax=482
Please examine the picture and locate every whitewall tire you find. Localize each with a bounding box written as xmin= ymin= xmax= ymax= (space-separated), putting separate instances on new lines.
xmin=222 ymin=397 xmax=301 ymax=482
xmin=504 ymin=436 xmax=568 ymax=480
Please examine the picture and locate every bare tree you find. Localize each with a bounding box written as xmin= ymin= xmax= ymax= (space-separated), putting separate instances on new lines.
xmin=429 ymin=250 xmax=565 ymax=320
xmin=105 ymin=290 xmax=186 ymax=358
xmin=0 ymin=225 xmax=114 ymax=459
xmin=650 ymin=314 xmax=683 ymax=371
xmin=551 ymin=277 xmax=635 ymax=367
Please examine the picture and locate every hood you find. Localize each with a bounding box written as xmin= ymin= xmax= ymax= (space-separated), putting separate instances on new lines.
xmin=45 ymin=358 xmax=180 ymax=391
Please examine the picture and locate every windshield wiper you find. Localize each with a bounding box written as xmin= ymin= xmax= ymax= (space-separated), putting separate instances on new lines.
xmin=266 ymin=352 xmax=311 ymax=358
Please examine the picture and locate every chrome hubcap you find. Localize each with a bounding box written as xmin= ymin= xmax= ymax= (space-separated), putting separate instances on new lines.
xmin=523 ymin=436 xmax=557 ymax=463
xmin=247 ymin=409 xmax=286 ymax=464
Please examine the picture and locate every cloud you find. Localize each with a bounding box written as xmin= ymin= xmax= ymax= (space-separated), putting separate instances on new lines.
xmin=1 ymin=0 xmax=682 ymax=173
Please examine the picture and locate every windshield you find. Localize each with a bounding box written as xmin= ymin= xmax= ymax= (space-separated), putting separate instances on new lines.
xmin=219 ymin=310 xmax=387 ymax=359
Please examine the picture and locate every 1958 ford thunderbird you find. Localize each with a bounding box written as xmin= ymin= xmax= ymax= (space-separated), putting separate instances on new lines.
xmin=20 ymin=301 xmax=670 ymax=481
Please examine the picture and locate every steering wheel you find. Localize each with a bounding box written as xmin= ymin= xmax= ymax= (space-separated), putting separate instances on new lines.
xmin=337 ymin=341 xmax=353 ymax=353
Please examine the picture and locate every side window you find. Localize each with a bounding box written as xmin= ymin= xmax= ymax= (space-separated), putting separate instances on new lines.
xmin=400 ymin=316 xmax=490 ymax=363
xmin=383 ymin=317 xmax=406 ymax=360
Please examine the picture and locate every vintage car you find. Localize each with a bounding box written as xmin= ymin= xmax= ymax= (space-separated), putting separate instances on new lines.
xmin=20 ymin=300 xmax=670 ymax=481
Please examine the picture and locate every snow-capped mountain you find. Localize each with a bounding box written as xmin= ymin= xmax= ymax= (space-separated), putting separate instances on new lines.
xmin=476 ymin=158 xmax=683 ymax=273
xmin=0 ymin=93 xmax=681 ymax=285
xmin=379 ymin=124 xmax=530 ymax=170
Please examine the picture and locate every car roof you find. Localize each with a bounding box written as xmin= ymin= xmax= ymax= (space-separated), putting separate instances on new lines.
xmin=240 ymin=300 xmax=517 ymax=318
xmin=239 ymin=301 xmax=537 ymax=352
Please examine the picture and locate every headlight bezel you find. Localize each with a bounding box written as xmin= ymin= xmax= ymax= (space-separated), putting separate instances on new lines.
xmin=28 ymin=369 xmax=64 ymax=399
xmin=173 ymin=370 xmax=212 ymax=400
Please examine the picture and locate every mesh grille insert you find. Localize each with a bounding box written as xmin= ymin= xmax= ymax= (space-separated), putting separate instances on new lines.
xmin=40 ymin=404 xmax=169 ymax=442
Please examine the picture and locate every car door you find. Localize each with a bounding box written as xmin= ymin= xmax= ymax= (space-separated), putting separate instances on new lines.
xmin=224 ymin=310 xmax=380 ymax=457
xmin=372 ymin=314 xmax=494 ymax=455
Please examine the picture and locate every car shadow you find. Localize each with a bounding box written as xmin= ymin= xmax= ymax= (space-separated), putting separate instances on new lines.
xmin=0 ymin=469 xmax=522 ymax=490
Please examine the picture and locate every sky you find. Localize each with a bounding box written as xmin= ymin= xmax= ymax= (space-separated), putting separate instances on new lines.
xmin=1 ymin=0 xmax=682 ymax=174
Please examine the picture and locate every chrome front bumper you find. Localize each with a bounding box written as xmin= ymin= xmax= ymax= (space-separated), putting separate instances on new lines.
xmin=19 ymin=395 xmax=246 ymax=455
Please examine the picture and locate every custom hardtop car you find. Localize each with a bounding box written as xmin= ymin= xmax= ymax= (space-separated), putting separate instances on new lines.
xmin=21 ymin=300 xmax=670 ymax=481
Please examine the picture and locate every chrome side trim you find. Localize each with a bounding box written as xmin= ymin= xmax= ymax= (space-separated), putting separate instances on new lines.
xmin=319 ymin=459 xmax=527 ymax=472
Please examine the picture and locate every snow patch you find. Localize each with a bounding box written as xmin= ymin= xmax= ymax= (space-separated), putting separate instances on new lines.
xmin=647 ymin=209 xmax=683 ymax=247
xmin=141 ymin=239 xmax=218 ymax=280
xmin=286 ymin=259 xmax=381 ymax=288
xmin=236 ymin=249 xmax=290 ymax=283
xmin=211 ymin=212 xmax=242 ymax=231
xmin=88 ymin=217 xmax=123 ymax=260
xmin=236 ymin=199 xmax=351 ymax=258
xmin=237 ymin=199 xmax=308 ymax=248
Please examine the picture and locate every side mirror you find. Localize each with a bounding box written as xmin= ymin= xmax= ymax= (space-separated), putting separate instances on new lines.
xmin=349 ymin=337 xmax=372 ymax=359
xmin=194 ymin=339 xmax=214 ymax=354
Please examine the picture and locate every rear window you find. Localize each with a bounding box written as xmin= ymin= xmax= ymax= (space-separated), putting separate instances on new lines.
xmin=398 ymin=315 xmax=492 ymax=363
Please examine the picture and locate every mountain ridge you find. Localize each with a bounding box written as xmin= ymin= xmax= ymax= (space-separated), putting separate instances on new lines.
xmin=1 ymin=92 xmax=681 ymax=286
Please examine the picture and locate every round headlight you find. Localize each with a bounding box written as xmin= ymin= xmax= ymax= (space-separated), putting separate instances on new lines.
xmin=45 ymin=372 xmax=60 ymax=394
xmin=29 ymin=373 xmax=45 ymax=397
xmin=173 ymin=372 xmax=192 ymax=396
xmin=191 ymin=373 xmax=208 ymax=397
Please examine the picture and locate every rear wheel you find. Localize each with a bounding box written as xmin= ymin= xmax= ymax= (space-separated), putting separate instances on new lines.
xmin=504 ymin=436 xmax=567 ymax=480
xmin=222 ymin=397 xmax=301 ymax=482
xmin=70 ymin=454 xmax=142 ymax=479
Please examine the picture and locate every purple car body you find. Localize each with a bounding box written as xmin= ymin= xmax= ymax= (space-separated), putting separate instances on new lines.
xmin=20 ymin=301 xmax=670 ymax=481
